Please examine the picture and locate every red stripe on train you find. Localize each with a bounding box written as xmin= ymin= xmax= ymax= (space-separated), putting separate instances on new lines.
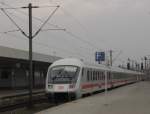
xmin=81 ymin=80 xmax=134 ymax=89
xmin=81 ymin=83 xmax=101 ymax=89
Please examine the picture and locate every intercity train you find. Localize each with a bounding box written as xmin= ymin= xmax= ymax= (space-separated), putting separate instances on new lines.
xmin=45 ymin=58 xmax=143 ymax=99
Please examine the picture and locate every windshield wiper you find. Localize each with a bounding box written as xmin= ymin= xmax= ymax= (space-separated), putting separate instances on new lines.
xmin=61 ymin=76 xmax=72 ymax=79
xmin=51 ymin=75 xmax=60 ymax=80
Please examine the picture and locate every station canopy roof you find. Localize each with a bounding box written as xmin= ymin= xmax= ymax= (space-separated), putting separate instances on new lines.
xmin=0 ymin=45 xmax=61 ymax=63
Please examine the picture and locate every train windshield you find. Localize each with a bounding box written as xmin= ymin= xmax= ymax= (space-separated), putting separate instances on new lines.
xmin=48 ymin=66 xmax=79 ymax=84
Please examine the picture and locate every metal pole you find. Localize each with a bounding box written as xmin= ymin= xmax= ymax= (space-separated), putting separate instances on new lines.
xmin=104 ymin=70 xmax=108 ymax=106
xmin=144 ymin=57 xmax=147 ymax=71
xmin=28 ymin=3 xmax=33 ymax=108
xmin=104 ymin=54 xmax=109 ymax=106
xmin=105 ymin=70 xmax=108 ymax=95
xmin=110 ymin=50 xmax=112 ymax=66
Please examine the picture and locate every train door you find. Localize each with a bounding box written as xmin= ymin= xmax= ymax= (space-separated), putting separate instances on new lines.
xmin=109 ymin=71 xmax=113 ymax=88
xmin=80 ymin=67 xmax=85 ymax=84
xmin=78 ymin=67 xmax=86 ymax=97
xmin=107 ymin=71 xmax=110 ymax=88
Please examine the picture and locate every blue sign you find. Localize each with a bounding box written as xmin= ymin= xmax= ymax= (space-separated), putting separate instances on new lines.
xmin=95 ymin=52 xmax=105 ymax=61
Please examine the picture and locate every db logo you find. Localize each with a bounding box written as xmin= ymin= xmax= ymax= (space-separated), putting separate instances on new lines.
xmin=58 ymin=86 xmax=64 ymax=90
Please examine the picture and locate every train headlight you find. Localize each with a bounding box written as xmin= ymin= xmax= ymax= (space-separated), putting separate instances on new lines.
xmin=48 ymin=84 xmax=53 ymax=89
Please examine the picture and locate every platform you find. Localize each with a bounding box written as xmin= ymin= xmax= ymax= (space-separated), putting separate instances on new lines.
xmin=36 ymin=81 xmax=150 ymax=114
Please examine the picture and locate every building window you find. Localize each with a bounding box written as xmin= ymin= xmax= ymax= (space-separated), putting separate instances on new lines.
xmin=1 ymin=70 xmax=9 ymax=79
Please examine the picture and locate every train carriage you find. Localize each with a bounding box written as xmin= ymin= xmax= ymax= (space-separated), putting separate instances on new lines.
xmin=45 ymin=58 xmax=143 ymax=100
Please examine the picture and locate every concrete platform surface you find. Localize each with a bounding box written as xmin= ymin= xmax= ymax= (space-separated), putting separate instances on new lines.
xmin=36 ymin=82 xmax=150 ymax=114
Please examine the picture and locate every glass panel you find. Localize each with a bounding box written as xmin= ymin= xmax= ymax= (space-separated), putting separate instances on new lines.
xmin=48 ymin=66 xmax=79 ymax=84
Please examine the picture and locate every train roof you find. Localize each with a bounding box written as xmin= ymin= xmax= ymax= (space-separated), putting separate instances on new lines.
xmin=50 ymin=58 xmax=143 ymax=75
xmin=50 ymin=58 xmax=84 ymax=68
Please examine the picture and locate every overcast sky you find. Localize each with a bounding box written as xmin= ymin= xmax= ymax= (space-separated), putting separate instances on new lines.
xmin=0 ymin=0 xmax=150 ymax=66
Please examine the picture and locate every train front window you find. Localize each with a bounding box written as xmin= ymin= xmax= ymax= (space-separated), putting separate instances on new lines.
xmin=48 ymin=66 xmax=79 ymax=84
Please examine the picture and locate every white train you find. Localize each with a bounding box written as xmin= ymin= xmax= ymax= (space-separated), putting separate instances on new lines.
xmin=45 ymin=58 xmax=143 ymax=99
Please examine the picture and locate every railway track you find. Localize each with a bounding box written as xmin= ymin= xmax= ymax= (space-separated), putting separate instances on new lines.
xmin=0 ymin=91 xmax=49 ymax=112
xmin=0 ymin=82 xmax=136 ymax=112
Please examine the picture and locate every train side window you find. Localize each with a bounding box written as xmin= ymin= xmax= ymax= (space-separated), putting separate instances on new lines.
xmin=100 ymin=72 xmax=102 ymax=80
xmin=97 ymin=71 xmax=98 ymax=80
xmin=87 ymin=70 xmax=90 ymax=81
xmin=101 ymin=72 xmax=103 ymax=80
xmin=108 ymin=72 xmax=110 ymax=80
xmin=82 ymin=68 xmax=84 ymax=77
xmin=95 ymin=71 xmax=96 ymax=80
xmin=90 ymin=70 xmax=92 ymax=81
xmin=96 ymin=71 xmax=98 ymax=80
xmin=93 ymin=71 xmax=95 ymax=81
xmin=99 ymin=72 xmax=101 ymax=80
xmin=96 ymin=72 xmax=97 ymax=80
xmin=95 ymin=71 xmax=97 ymax=80
xmin=102 ymin=72 xmax=104 ymax=80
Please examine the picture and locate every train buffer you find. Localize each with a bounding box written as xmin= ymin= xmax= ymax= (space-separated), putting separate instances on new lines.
xmin=36 ymin=81 xmax=150 ymax=114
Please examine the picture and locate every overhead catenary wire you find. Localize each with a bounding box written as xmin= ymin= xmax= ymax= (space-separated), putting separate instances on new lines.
xmin=0 ymin=2 xmax=62 ymax=29
xmin=65 ymin=30 xmax=98 ymax=50
xmin=0 ymin=31 xmax=88 ymax=59
xmin=61 ymin=7 xmax=90 ymax=35
xmin=0 ymin=8 xmax=28 ymax=37
xmin=35 ymin=5 xmax=59 ymax=8
xmin=0 ymin=2 xmax=98 ymax=52
xmin=0 ymin=30 xmax=86 ymax=56
xmin=0 ymin=5 xmax=59 ymax=9
xmin=0 ymin=2 xmax=100 ymax=50
xmin=0 ymin=29 xmax=20 ymax=34
xmin=0 ymin=3 xmax=60 ymax=39
xmin=60 ymin=7 xmax=102 ymax=50
xmin=112 ymin=50 xmax=123 ymax=63
xmin=0 ymin=3 xmax=91 ymax=58
xmin=0 ymin=5 xmax=46 ymax=34
xmin=33 ymin=5 xmax=60 ymax=38
xmin=0 ymin=2 xmax=99 ymax=61
xmin=0 ymin=7 xmax=23 ymax=9
xmin=40 ymin=28 xmax=66 ymax=32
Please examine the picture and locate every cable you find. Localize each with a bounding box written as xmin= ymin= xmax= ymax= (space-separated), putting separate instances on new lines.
xmin=0 ymin=3 xmax=91 ymax=59
xmin=40 ymin=28 xmax=66 ymax=32
xmin=112 ymin=50 xmax=123 ymax=63
xmin=0 ymin=2 xmax=100 ymax=60
xmin=0 ymin=8 xmax=28 ymax=38
xmin=33 ymin=5 xmax=60 ymax=38
xmin=65 ymin=30 xmax=98 ymax=50
xmin=0 ymin=2 xmax=62 ymax=29
xmin=0 ymin=7 xmax=23 ymax=9
xmin=38 ymin=5 xmax=60 ymax=8
xmin=0 ymin=29 xmax=20 ymax=34
xmin=60 ymin=7 xmax=102 ymax=50
xmin=0 ymin=31 xmax=87 ymax=59
xmin=0 ymin=2 xmax=96 ymax=51
xmin=61 ymin=7 xmax=89 ymax=34
xmin=0 ymin=2 xmax=61 ymax=39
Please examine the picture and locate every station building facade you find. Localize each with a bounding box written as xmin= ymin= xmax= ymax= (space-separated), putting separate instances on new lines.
xmin=0 ymin=46 xmax=61 ymax=89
